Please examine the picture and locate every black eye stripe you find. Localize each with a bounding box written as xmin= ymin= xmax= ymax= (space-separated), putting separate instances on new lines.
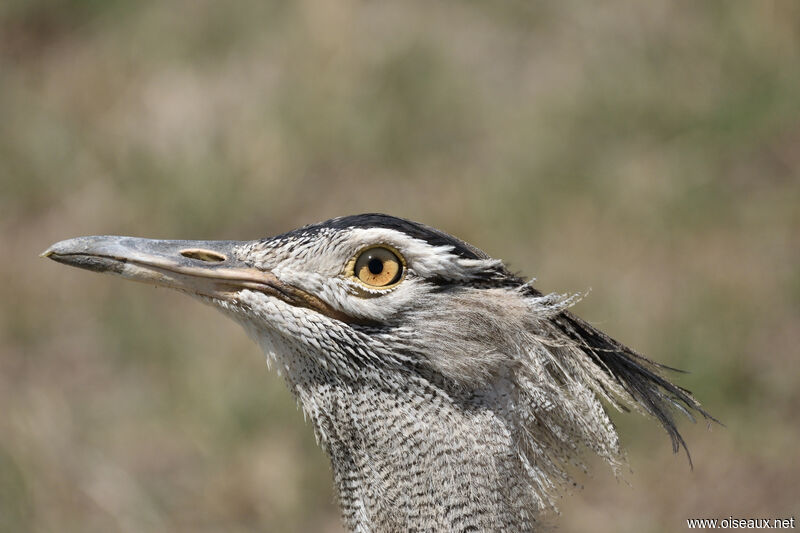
xmin=271 ymin=214 xmax=490 ymax=261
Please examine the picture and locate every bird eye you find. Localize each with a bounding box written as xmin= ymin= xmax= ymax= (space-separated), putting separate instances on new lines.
xmin=352 ymin=246 xmax=404 ymax=288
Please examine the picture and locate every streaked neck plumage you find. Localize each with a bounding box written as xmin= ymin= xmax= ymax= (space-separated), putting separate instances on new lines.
xmin=233 ymin=282 xmax=638 ymax=532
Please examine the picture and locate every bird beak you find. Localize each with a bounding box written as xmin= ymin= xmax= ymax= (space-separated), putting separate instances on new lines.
xmin=41 ymin=236 xmax=352 ymax=323
xmin=41 ymin=235 xmax=279 ymax=298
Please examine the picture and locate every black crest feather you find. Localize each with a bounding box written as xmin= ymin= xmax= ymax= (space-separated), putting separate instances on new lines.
xmin=551 ymin=310 xmax=718 ymax=465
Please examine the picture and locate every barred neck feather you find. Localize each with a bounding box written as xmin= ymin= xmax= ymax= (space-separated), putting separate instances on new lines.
xmin=234 ymin=280 xmax=713 ymax=532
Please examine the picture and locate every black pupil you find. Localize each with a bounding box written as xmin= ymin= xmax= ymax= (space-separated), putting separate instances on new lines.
xmin=367 ymin=257 xmax=384 ymax=275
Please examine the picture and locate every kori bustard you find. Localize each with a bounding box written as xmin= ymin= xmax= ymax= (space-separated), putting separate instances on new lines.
xmin=44 ymin=213 xmax=713 ymax=532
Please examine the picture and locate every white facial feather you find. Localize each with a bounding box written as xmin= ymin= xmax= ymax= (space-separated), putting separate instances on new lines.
xmin=236 ymin=227 xmax=501 ymax=322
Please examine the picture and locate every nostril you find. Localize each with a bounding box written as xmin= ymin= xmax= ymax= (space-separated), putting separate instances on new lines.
xmin=180 ymin=249 xmax=226 ymax=262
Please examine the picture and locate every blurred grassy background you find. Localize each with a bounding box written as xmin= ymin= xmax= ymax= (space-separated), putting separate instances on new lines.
xmin=1 ymin=1 xmax=799 ymax=531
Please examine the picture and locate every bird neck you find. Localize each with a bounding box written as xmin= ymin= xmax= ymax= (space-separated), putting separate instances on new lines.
xmin=299 ymin=375 xmax=541 ymax=532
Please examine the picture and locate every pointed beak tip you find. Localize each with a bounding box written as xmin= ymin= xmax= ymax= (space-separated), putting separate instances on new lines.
xmin=41 ymin=239 xmax=72 ymax=259
xmin=41 ymin=238 xmax=79 ymax=259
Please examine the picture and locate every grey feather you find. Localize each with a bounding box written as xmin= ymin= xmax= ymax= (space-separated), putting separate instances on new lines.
xmin=43 ymin=214 xmax=715 ymax=532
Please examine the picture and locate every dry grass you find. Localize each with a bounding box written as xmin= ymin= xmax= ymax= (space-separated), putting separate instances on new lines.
xmin=2 ymin=1 xmax=799 ymax=531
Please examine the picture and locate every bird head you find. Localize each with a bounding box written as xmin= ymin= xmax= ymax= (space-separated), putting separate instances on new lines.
xmin=44 ymin=213 xmax=713 ymax=529
xmin=43 ymin=214 xmax=528 ymax=387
